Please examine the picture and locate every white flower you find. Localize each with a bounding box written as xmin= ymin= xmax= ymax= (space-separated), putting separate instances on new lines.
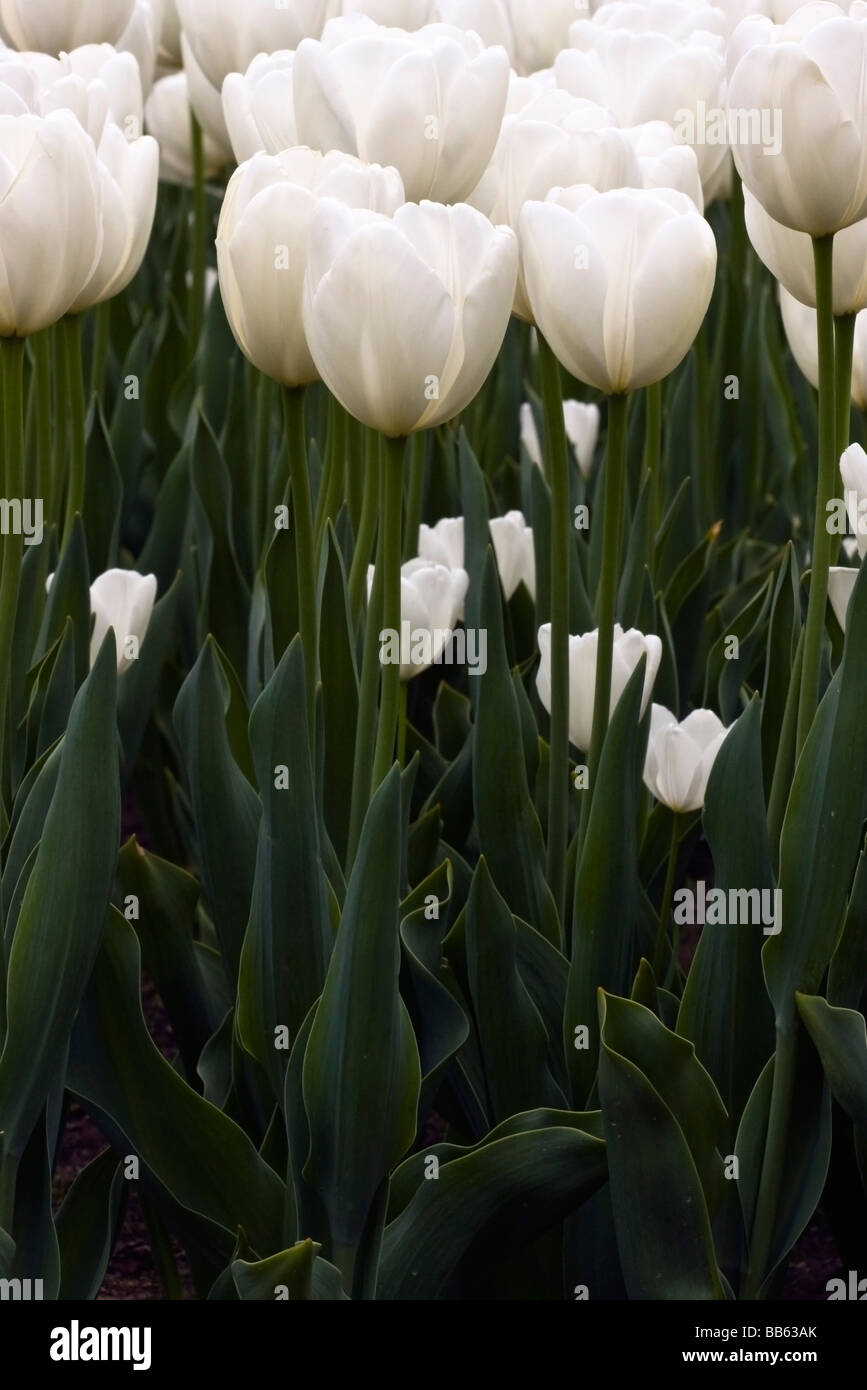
xmin=643 ymin=704 xmax=730 ymax=812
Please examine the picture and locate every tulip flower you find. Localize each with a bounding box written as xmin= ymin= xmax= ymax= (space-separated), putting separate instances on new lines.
xmin=44 ymin=569 xmax=158 ymax=674
xmin=145 ymin=70 xmax=227 ymax=183
xmin=218 ymin=149 xmax=405 ymax=391
xmin=780 ymin=289 xmax=867 ymax=412
xmin=367 ymin=558 xmax=468 ymax=681
xmin=303 ymin=198 xmax=517 ymax=435
xmin=520 ymin=185 xmax=717 ymax=397
xmin=589 ymin=1 xmax=729 ymax=41
xmin=68 ymin=125 xmax=159 ymax=314
xmin=180 ymin=31 xmax=231 ymax=152
xmin=159 ymin=0 xmax=182 ymax=68
xmin=556 ymin=24 xmax=728 ymax=197
xmin=504 ymin=0 xmax=584 ymax=75
xmin=118 ymin=0 xmax=162 ymax=95
xmin=469 ymin=90 xmax=642 ymax=321
xmin=745 ymin=188 xmax=867 ymax=316
xmin=828 ymin=566 xmax=858 ymax=632
xmin=727 ymin=8 xmax=867 ymax=237
xmin=536 ymin=622 xmax=662 ymax=753
xmin=222 ymin=51 xmax=298 ymax=165
xmin=418 ymin=516 xmax=465 ymax=572
xmin=520 ymin=400 xmax=600 ymax=479
xmin=643 ymin=704 xmax=729 ymax=813
xmin=489 ymin=511 xmax=535 ymax=601
xmin=0 ymin=112 xmax=103 ymax=337
xmin=1 ymin=45 xmax=143 ymax=144
xmin=0 ymin=0 xmax=136 ymax=53
xmin=292 ymin=15 xmax=510 ymax=204
xmin=175 ymin=0 xmax=329 ymax=92
xmin=624 ymin=120 xmax=704 ymax=212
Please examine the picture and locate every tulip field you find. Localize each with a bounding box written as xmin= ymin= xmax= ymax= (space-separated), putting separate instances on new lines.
xmin=2 ymin=0 xmax=867 ymax=1330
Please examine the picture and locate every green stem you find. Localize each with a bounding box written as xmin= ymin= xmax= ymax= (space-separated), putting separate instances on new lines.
xmin=89 ymin=300 xmax=111 ymax=402
xmin=579 ymin=393 xmax=629 ymax=851
xmin=62 ymin=315 xmax=86 ymax=543
xmin=767 ymin=627 xmax=804 ymax=866
xmin=403 ymin=432 xmax=426 ymax=562
xmin=397 ymin=681 xmax=408 ymax=766
xmin=252 ymin=371 xmax=272 ymax=568
xmin=745 ymin=1017 xmax=798 ymax=1297
xmin=652 ymin=812 xmax=681 ymax=980
xmin=283 ymin=387 xmax=317 ymax=713
xmin=644 ymin=379 xmax=663 ymax=547
xmin=0 ymin=338 xmax=26 ymax=818
xmin=348 ymin=428 xmax=381 ymax=616
xmin=314 ymin=399 xmax=347 ymax=555
xmin=347 ymin=437 xmax=386 ymax=871
xmin=189 ymin=113 xmax=206 ymax=360
xmin=371 ymin=435 xmax=405 ymax=791
xmin=796 ymin=234 xmax=836 ymax=755
xmin=833 ymin=313 xmax=856 ymax=563
xmin=33 ymin=330 xmax=52 ymax=519
xmin=538 ymin=335 xmax=571 ymax=927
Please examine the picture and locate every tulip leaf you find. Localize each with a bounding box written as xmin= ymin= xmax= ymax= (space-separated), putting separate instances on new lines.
xmin=319 ymin=526 xmax=358 ymax=864
xmin=301 ymin=766 xmax=421 ymax=1293
xmin=0 ymin=637 xmax=119 ymax=1166
xmin=796 ymin=993 xmax=867 ymax=1131
xmin=378 ymin=1124 xmax=607 ymax=1300
xmin=68 ymin=908 xmax=285 ymax=1256
xmin=473 ymin=549 xmax=560 ymax=947
xmin=56 ymin=1148 xmax=124 ymax=1300
xmin=231 ymin=1240 xmax=348 ymax=1301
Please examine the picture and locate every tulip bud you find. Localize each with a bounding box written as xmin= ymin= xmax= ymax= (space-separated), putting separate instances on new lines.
xmin=520 ymin=186 xmax=717 ymax=395
xmin=222 ymin=51 xmax=298 ymax=165
xmin=117 ymin=0 xmax=162 ymax=96
xmin=175 ymin=0 xmax=329 ymax=93
xmin=0 ymin=0 xmax=137 ymax=54
xmin=180 ymin=31 xmax=231 ymax=153
xmin=46 ymin=569 xmax=158 ymax=674
xmin=218 ymin=148 xmax=405 ymax=390
xmin=489 ymin=510 xmax=535 ymax=601
xmin=367 ymin=558 xmax=469 ymax=681
xmin=0 ymin=111 xmax=104 ymax=337
xmin=68 ymin=124 xmax=159 ymax=314
xmin=303 ymin=198 xmax=517 ymax=435
xmin=643 ymin=704 xmax=730 ymax=812
xmin=145 ymin=70 xmax=227 ymax=184
xmin=293 ymin=16 xmax=510 ymax=204
xmin=418 ymin=516 xmax=465 ymax=572
xmin=521 ymin=399 xmax=600 ymax=480
xmin=536 ymin=622 xmax=662 ymax=752
xmin=746 ymin=187 xmax=867 ymax=315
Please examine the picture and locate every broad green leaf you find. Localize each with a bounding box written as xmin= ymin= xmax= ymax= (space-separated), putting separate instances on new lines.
xmin=232 ymin=1240 xmax=348 ymax=1300
xmin=56 ymin=1149 xmax=124 ymax=1300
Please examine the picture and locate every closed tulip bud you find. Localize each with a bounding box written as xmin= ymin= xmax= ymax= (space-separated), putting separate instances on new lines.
xmin=222 ymin=51 xmax=298 ymax=164
xmin=828 ymin=565 xmax=858 ymax=631
xmin=46 ymin=568 xmax=158 ymax=674
xmin=68 ymin=124 xmax=159 ymax=314
xmin=780 ymin=289 xmax=867 ymax=411
xmin=218 ymin=149 xmax=405 ymax=389
xmin=490 ymin=510 xmax=535 ymax=600
xmin=0 ymin=111 xmax=103 ymax=337
xmin=293 ymin=16 xmax=510 ymax=204
xmin=145 ymin=70 xmax=227 ymax=184
xmin=0 ymin=0 xmax=136 ymax=54
xmin=303 ymin=198 xmax=518 ymax=435
xmin=643 ymin=704 xmax=730 ymax=811
xmin=471 ymin=90 xmax=643 ymax=320
xmin=176 ymin=0 xmax=329 ymax=93
xmin=556 ymin=25 xmax=728 ymax=196
xmin=418 ymin=515 xmax=465 ymax=571
xmin=520 ymin=186 xmax=717 ymax=394
xmin=728 ymin=8 xmax=867 ymax=235
xmin=520 ymin=399 xmax=600 ymax=479
xmin=624 ymin=120 xmax=704 ymax=212
xmin=745 ymin=186 xmax=867 ymax=314
xmin=368 ymin=558 xmax=469 ymax=681
xmin=536 ymin=621 xmax=662 ymax=752
xmin=840 ymin=442 xmax=867 ymax=558
xmin=117 ymin=0 xmax=161 ymax=96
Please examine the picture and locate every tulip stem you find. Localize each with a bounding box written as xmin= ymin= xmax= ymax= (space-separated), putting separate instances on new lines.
xmin=283 ymin=387 xmax=317 ymax=713
xmin=252 ymin=371 xmax=273 ymax=567
xmin=90 ymin=301 xmax=111 ymax=402
xmin=403 ymin=433 xmax=426 ymax=562
xmin=833 ymin=312 xmax=856 ymax=560
xmin=314 ymin=400 xmax=347 ymax=555
xmin=32 ymin=329 xmax=52 ymax=513
xmin=796 ymin=234 xmax=836 ymax=755
xmin=62 ymin=316 xmax=86 ymax=544
xmin=538 ymin=335 xmax=571 ymax=927
xmin=652 ymin=811 xmax=681 ymax=981
xmin=348 ymin=428 xmax=381 ymax=616
xmin=189 ymin=113 xmax=206 ymax=359
xmin=0 ymin=337 xmax=26 ymax=813
xmin=346 ymin=437 xmax=385 ymax=872
xmin=371 ymin=435 xmax=405 ymax=791
xmin=745 ymin=1014 xmax=799 ymax=1298
xmin=645 ymin=380 xmax=663 ymax=548
xmin=581 ymin=393 xmax=629 ymax=840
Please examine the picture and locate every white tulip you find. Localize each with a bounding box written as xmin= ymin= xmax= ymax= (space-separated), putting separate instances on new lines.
xmin=0 ymin=0 xmax=136 ymax=54
xmin=727 ymin=7 xmax=867 ymax=235
xmin=590 ymin=1 xmax=729 ymax=40
xmin=557 ymin=24 xmax=728 ymax=196
xmin=0 ymin=111 xmax=103 ymax=337
xmin=175 ymin=0 xmax=329 ymax=91
xmin=303 ymin=198 xmax=518 ymax=435
xmin=222 ymin=51 xmax=298 ymax=164
xmin=828 ymin=565 xmax=858 ymax=630
xmin=643 ymin=704 xmax=730 ymax=812
xmin=218 ymin=149 xmax=405 ymax=389
xmin=145 ymin=69 xmax=227 ymax=183
xmin=624 ymin=120 xmax=704 ymax=212
xmin=745 ymin=187 xmax=867 ymax=314
xmin=159 ymin=0 xmax=181 ymax=67
xmin=470 ymin=89 xmax=643 ymax=320
xmin=520 ymin=185 xmax=717 ymax=394
xmin=118 ymin=0 xmax=161 ymax=95
xmin=489 ymin=510 xmax=535 ymax=600
xmin=418 ymin=515 xmax=465 ymax=571
xmin=519 ymin=400 xmax=600 ymax=479
xmin=46 ymin=568 xmax=158 ymax=674
xmin=368 ymin=558 xmax=469 ymax=681
xmin=840 ymin=442 xmax=867 ymax=559
xmin=536 ymin=621 xmax=662 ymax=751
xmin=180 ymin=30 xmax=231 ymax=152
xmin=780 ymin=288 xmax=867 ymax=411
xmin=68 ymin=123 xmax=159 ymax=314
xmin=293 ymin=16 xmax=510 ymax=203
xmin=15 ymin=45 xmax=143 ymax=145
